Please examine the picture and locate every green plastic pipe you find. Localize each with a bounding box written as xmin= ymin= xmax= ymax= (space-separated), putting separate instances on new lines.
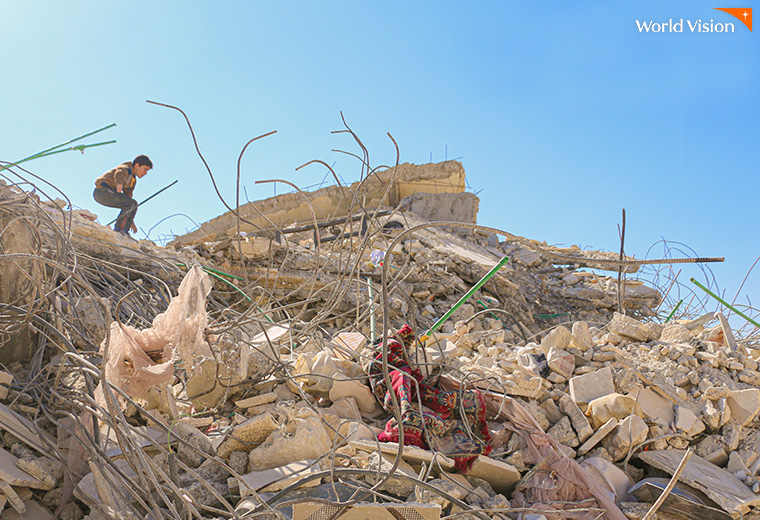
xmin=424 ymin=256 xmax=510 ymax=339
xmin=690 ymin=277 xmax=760 ymax=329
xmin=1 ymin=123 xmax=117 ymax=172
xmin=664 ymin=300 xmax=683 ymax=323
xmin=476 ymin=299 xmax=503 ymax=322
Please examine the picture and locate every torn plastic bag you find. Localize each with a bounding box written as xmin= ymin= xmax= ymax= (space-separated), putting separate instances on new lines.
xmin=95 ymin=266 xmax=213 ymax=406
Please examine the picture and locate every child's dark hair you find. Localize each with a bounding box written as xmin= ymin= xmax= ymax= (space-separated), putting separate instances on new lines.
xmin=133 ymin=155 xmax=153 ymax=168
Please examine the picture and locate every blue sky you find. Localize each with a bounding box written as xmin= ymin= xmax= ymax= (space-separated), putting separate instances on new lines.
xmin=2 ymin=2 xmax=758 ymax=324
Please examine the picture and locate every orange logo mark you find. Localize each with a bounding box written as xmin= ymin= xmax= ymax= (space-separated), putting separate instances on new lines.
xmin=714 ymin=8 xmax=752 ymax=31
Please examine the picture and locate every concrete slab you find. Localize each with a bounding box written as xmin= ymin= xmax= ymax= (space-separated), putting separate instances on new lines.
xmin=293 ymin=502 xmax=441 ymax=520
xmin=238 ymin=460 xmax=321 ymax=494
xmin=350 ymin=440 xmax=456 ymax=471
xmin=465 ymin=455 xmax=520 ymax=495
xmin=639 ymin=449 xmax=760 ymax=516
xmin=726 ymin=388 xmax=760 ymax=427
xmin=569 ymin=366 xmax=615 ymax=405
xmin=577 ymin=418 xmax=618 ymax=456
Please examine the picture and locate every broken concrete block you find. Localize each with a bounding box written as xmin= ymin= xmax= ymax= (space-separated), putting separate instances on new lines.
xmin=329 ymin=377 xmax=376 ymax=413
xmin=174 ymin=421 xmax=216 ymax=468
xmin=465 ymin=455 xmax=520 ymax=495
xmin=568 ymin=366 xmax=615 ymax=405
xmin=585 ymin=393 xmax=641 ymax=429
xmin=630 ymin=385 xmax=673 ymax=428
xmin=540 ymin=397 xmax=563 ymax=425
xmin=238 ymin=460 xmax=321 ymax=494
xmin=639 ymin=450 xmax=760 ymax=517
xmin=557 ymin=394 xmax=594 ymax=443
xmin=350 ymin=439 xmax=455 ymax=471
xmin=673 ymin=406 xmax=705 ymax=438
xmin=726 ymin=451 xmax=749 ymax=476
xmin=415 ymin=478 xmax=467 ymax=508
xmin=546 ymin=416 xmax=579 ymax=447
xmin=0 ymin=371 xmax=12 ymax=400
xmin=234 ymin=391 xmax=278 ymax=409
xmin=601 ymin=415 xmax=648 ymax=462
xmin=726 ymin=388 xmax=760 ymax=426
xmin=570 ymin=321 xmax=594 ymax=352
xmin=659 ymin=322 xmax=691 ymax=343
xmin=216 ymin=411 xmax=279 ymax=458
xmin=293 ymin=502 xmax=442 ymax=520
xmin=577 ymin=418 xmax=618 ymax=456
xmin=607 ymin=312 xmax=652 ymax=342
xmin=540 ymin=326 xmax=571 ymax=351
xmin=0 ymin=448 xmax=50 ymax=489
xmin=249 ymin=410 xmax=331 ymax=471
xmin=546 ymin=347 xmax=574 ymax=378
xmin=367 ymin=451 xmax=418 ymax=497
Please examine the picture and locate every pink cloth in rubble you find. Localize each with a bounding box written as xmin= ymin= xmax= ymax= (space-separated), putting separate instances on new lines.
xmin=96 ymin=266 xmax=213 ymax=405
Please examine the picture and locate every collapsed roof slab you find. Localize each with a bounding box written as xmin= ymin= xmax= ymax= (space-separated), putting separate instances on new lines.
xmin=171 ymin=161 xmax=468 ymax=247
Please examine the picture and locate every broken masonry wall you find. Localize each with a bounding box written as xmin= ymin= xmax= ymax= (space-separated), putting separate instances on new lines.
xmin=170 ymin=160 xmax=468 ymax=247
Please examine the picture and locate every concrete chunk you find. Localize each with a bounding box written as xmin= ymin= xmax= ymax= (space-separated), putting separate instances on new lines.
xmin=293 ymin=502 xmax=441 ymax=520
xmin=601 ymin=415 xmax=648 ymax=462
xmin=217 ymin=411 xmax=279 ymax=458
xmin=577 ymin=418 xmax=618 ymax=456
xmin=238 ymin=460 xmax=321 ymax=494
xmin=558 ymin=394 xmax=594 ymax=443
xmin=607 ymin=312 xmax=652 ymax=342
xmin=234 ymin=391 xmax=278 ymax=409
xmin=727 ymin=388 xmax=760 ymax=427
xmin=465 ymin=455 xmax=521 ymax=495
xmin=569 ymin=366 xmax=615 ymax=405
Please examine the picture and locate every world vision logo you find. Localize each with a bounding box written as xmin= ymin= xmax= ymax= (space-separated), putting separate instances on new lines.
xmin=636 ymin=7 xmax=752 ymax=33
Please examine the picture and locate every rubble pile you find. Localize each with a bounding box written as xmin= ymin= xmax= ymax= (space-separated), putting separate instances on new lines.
xmin=0 ymin=159 xmax=757 ymax=520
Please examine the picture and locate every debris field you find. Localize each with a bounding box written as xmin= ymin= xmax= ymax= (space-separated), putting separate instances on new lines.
xmin=0 ymin=149 xmax=758 ymax=520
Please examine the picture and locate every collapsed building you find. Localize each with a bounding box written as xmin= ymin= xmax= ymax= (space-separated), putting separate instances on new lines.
xmin=0 ymin=158 xmax=757 ymax=520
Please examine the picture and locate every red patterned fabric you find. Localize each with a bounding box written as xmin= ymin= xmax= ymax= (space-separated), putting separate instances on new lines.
xmin=367 ymin=325 xmax=491 ymax=472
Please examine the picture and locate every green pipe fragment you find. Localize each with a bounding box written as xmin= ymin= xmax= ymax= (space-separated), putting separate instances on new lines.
xmin=1 ymin=123 xmax=117 ymax=172
xmin=690 ymin=278 xmax=760 ymax=329
xmin=476 ymin=299 xmax=503 ymax=322
xmin=424 ymin=256 xmax=510 ymax=339
xmin=664 ymin=300 xmax=683 ymax=323
xmin=535 ymin=311 xmax=571 ymax=319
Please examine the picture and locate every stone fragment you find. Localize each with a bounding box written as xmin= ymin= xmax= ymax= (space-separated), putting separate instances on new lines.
xmin=465 ymin=455 xmax=520 ymax=495
xmin=738 ymin=370 xmax=760 ymax=386
xmin=416 ymin=478 xmax=467 ymax=508
xmin=174 ymin=422 xmax=215 ymax=468
xmin=546 ymin=347 xmax=574 ymax=378
xmin=673 ymin=406 xmax=705 ymax=438
xmin=727 ymin=451 xmax=749 ymax=476
xmin=557 ymin=394 xmax=593 ymax=443
xmin=601 ymin=415 xmax=648 ymax=462
xmin=570 ymin=321 xmax=593 ymax=351
xmin=217 ymin=411 xmax=279 ymax=458
xmin=367 ymin=451 xmax=417 ymax=498
xmin=329 ymin=377 xmax=376 ymax=413
xmin=0 ymin=370 xmax=12 ymax=400
xmin=639 ymin=450 xmax=760 ymax=517
xmin=660 ymin=322 xmax=691 ymax=343
xmin=239 ymin=460 xmax=321 ymax=494
xmin=235 ymin=392 xmax=278 ymax=409
xmin=586 ymin=393 xmax=641 ymax=429
xmin=726 ymin=388 xmax=760 ymax=426
xmin=515 ymin=399 xmax=550 ymax=431
xmin=546 ymin=416 xmax=579 ymax=448
xmin=569 ymin=366 xmax=615 ymax=405
xmin=249 ymin=410 xmax=331 ymax=471
xmin=628 ymin=386 xmax=674 ymax=428
xmin=292 ymin=502 xmax=442 ymax=520
xmin=577 ymin=418 xmax=618 ymax=456
xmin=607 ymin=312 xmax=652 ymax=342
xmin=540 ymin=326 xmax=571 ymax=351
xmin=540 ymin=397 xmax=563 ymax=425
